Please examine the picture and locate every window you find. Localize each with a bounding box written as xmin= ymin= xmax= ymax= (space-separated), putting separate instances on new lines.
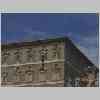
xmin=26 ymin=48 xmax=36 ymax=62
xmin=14 ymin=49 xmax=22 ymax=63
xmin=2 ymin=72 xmax=8 ymax=82
xmin=65 ymin=78 xmax=72 ymax=87
xmin=2 ymin=52 xmax=10 ymax=64
xmin=25 ymin=66 xmax=34 ymax=82
xmin=54 ymin=64 xmax=61 ymax=73
xmin=69 ymin=79 xmax=75 ymax=87
xmin=39 ymin=69 xmax=47 ymax=82
xmin=75 ymin=78 xmax=80 ymax=87
xmin=39 ymin=48 xmax=48 ymax=60
xmin=52 ymin=44 xmax=61 ymax=59
xmin=51 ymin=63 xmax=62 ymax=81
xmin=52 ymin=44 xmax=57 ymax=58
xmin=15 ymin=67 xmax=24 ymax=82
xmin=39 ymin=48 xmax=48 ymax=72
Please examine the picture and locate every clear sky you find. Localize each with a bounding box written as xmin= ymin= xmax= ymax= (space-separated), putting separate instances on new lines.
xmin=1 ymin=13 xmax=99 ymax=66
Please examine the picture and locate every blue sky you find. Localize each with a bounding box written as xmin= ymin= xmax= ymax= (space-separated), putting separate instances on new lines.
xmin=1 ymin=13 xmax=99 ymax=66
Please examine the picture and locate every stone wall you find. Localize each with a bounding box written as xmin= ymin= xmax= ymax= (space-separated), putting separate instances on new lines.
xmin=1 ymin=41 xmax=65 ymax=87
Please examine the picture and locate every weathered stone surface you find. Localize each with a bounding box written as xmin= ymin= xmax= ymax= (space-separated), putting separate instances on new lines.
xmin=1 ymin=38 xmax=65 ymax=87
xmin=1 ymin=37 xmax=98 ymax=87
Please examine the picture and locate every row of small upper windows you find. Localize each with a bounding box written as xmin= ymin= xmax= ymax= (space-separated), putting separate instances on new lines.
xmin=2 ymin=45 xmax=64 ymax=64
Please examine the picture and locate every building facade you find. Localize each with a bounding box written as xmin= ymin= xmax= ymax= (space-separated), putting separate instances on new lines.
xmin=1 ymin=37 xmax=99 ymax=87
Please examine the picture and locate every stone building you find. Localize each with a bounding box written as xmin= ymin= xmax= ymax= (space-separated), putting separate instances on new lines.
xmin=1 ymin=37 xmax=99 ymax=87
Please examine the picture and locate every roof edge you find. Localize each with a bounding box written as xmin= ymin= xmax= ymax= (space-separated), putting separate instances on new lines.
xmin=1 ymin=37 xmax=68 ymax=49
